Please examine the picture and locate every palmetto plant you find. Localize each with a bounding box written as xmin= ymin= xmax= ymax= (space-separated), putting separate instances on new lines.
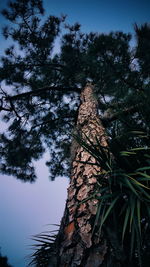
xmin=28 ymin=228 xmax=59 ymax=266
xmin=75 ymin=130 xmax=150 ymax=266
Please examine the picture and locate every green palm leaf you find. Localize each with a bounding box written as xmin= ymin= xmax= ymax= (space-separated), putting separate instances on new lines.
xmin=122 ymin=205 xmax=130 ymax=242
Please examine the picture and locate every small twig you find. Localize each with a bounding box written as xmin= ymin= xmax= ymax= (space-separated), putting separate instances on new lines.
xmin=8 ymin=96 xmax=21 ymax=120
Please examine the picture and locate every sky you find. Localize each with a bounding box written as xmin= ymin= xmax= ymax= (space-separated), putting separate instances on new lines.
xmin=0 ymin=0 xmax=149 ymax=266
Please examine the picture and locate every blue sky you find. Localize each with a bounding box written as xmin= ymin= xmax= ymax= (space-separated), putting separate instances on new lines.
xmin=0 ymin=0 xmax=150 ymax=266
xmin=0 ymin=155 xmax=68 ymax=266
xmin=44 ymin=0 xmax=150 ymax=33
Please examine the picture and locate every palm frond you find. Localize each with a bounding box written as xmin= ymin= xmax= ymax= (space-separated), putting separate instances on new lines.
xmin=74 ymin=130 xmax=150 ymax=265
xmin=28 ymin=228 xmax=59 ymax=267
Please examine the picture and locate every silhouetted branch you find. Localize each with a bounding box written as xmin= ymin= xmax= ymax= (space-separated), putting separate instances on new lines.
xmin=101 ymin=103 xmax=142 ymax=126
xmin=8 ymin=96 xmax=21 ymax=119
xmin=0 ymin=87 xmax=12 ymax=112
xmin=3 ymin=63 xmax=64 ymax=71
xmin=6 ymin=86 xmax=81 ymax=101
xmin=30 ymin=116 xmax=74 ymax=130
xmin=0 ymin=102 xmax=12 ymax=112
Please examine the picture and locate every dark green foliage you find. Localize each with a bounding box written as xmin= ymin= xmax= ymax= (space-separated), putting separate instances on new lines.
xmin=74 ymin=130 xmax=150 ymax=267
xmin=134 ymin=23 xmax=150 ymax=79
xmin=0 ymin=0 xmax=150 ymax=182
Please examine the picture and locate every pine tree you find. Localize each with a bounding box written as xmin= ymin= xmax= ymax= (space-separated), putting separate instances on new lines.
xmin=0 ymin=1 xmax=150 ymax=266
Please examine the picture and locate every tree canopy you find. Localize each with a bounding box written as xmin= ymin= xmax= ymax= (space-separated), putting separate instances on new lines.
xmin=0 ymin=1 xmax=150 ymax=266
xmin=0 ymin=0 xmax=150 ymax=182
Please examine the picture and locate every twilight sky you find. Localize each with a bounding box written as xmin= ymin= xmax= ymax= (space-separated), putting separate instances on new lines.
xmin=0 ymin=0 xmax=149 ymax=266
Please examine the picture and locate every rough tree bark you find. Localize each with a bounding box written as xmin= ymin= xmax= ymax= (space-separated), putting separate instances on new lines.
xmin=48 ymin=84 xmax=113 ymax=266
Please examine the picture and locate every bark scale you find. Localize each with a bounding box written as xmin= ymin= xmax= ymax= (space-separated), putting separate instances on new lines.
xmin=49 ymin=84 xmax=109 ymax=266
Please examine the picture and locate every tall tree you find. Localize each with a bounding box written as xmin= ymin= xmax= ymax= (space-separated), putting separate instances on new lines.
xmin=0 ymin=0 xmax=142 ymax=182
xmin=0 ymin=1 xmax=150 ymax=266
xmin=29 ymin=83 xmax=150 ymax=267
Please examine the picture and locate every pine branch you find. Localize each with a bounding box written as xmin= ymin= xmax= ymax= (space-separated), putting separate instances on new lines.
xmin=101 ymin=103 xmax=142 ymax=125
xmin=30 ymin=116 xmax=74 ymax=130
xmin=2 ymin=87 xmax=142 ymax=126
xmin=5 ymin=86 xmax=81 ymax=101
xmin=8 ymin=96 xmax=22 ymax=119
xmin=3 ymin=63 xmax=64 ymax=71
xmin=101 ymin=53 xmax=144 ymax=92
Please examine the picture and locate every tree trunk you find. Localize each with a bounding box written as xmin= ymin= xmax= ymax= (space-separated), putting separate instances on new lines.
xmin=48 ymin=84 xmax=121 ymax=266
